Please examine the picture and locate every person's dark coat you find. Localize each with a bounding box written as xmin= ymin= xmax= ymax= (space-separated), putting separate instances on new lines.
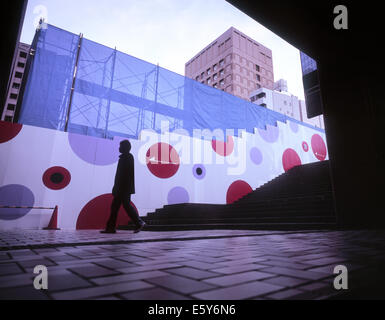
xmin=112 ymin=153 xmax=135 ymax=196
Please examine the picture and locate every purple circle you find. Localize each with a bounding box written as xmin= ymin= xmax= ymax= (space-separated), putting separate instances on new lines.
xmin=68 ymin=133 xmax=120 ymax=165
xmin=258 ymin=125 xmax=279 ymax=143
xmin=193 ymin=164 xmax=206 ymax=180
xmin=289 ymin=121 xmax=299 ymax=133
xmin=250 ymin=147 xmax=263 ymax=165
xmin=167 ymin=187 xmax=190 ymax=205
xmin=0 ymin=184 xmax=35 ymax=220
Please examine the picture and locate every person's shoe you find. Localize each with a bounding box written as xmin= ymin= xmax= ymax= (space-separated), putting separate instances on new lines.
xmin=133 ymin=221 xmax=146 ymax=233
xmin=100 ymin=229 xmax=116 ymax=234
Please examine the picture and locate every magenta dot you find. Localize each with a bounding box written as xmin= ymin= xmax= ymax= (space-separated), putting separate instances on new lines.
xmin=69 ymin=133 xmax=120 ymax=166
xmin=258 ymin=125 xmax=279 ymax=143
xmin=282 ymin=148 xmax=302 ymax=172
xmin=167 ymin=187 xmax=190 ymax=205
xmin=0 ymin=185 xmax=35 ymax=220
xmin=250 ymin=147 xmax=263 ymax=165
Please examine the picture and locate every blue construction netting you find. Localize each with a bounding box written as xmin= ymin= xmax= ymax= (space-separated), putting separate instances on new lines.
xmin=19 ymin=23 xmax=324 ymax=139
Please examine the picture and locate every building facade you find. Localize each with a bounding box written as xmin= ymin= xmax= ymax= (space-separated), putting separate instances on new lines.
xmin=250 ymin=80 xmax=324 ymax=129
xmin=1 ymin=42 xmax=30 ymax=122
xmin=185 ymin=27 xmax=274 ymax=101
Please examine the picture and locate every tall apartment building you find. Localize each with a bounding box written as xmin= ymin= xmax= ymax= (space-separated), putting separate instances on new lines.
xmin=250 ymin=79 xmax=324 ymax=129
xmin=1 ymin=42 xmax=30 ymax=122
xmin=185 ymin=27 xmax=274 ymax=101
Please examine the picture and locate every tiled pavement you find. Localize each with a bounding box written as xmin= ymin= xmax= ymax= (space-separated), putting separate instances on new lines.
xmin=1 ymin=229 xmax=385 ymax=300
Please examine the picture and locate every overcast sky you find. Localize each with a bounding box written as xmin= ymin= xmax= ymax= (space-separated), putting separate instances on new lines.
xmin=20 ymin=0 xmax=305 ymax=99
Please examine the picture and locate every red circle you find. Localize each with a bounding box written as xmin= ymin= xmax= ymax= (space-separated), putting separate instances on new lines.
xmin=311 ymin=134 xmax=327 ymax=161
xmin=302 ymin=141 xmax=309 ymax=152
xmin=76 ymin=193 xmax=137 ymax=230
xmin=212 ymin=136 xmax=234 ymax=156
xmin=226 ymin=180 xmax=253 ymax=204
xmin=42 ymin=166 xmax=71 ymax=190
xmin=282 ymin=148 xmax=302 ymax=172
xmin=0 ymin=121 xmax=22 ymax=143
xmin=146 ymin=143 xmax=180 ymax=179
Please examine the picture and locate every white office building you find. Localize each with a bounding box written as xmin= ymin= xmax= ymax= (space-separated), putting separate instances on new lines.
xmin=250 ymin=79 xmax=324 ymax=129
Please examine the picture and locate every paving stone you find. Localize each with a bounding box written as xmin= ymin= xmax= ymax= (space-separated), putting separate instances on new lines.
xmin=118 ymin=263 xmax=182 ymax=274
xmin=264 ymin=276 xmax=310 ymax=287
xmin=0 ymin=262 xmax=24 ymax=275
xmin=0 ymin=285 xmax=50 ymax=300
xmin=192 ymin=281 xmax=283 ymax=300
xmin=51 ymin=281 xmax=154 ymax=300
xmin=94 ymin=258 xmax=136 ymax=269
xmin=44 ymin=254 xmax=79 ymax=262
xmin=114 ymin=255 xmax=151 ymax=263
xmin=0 ymin=273 xmax=34 ymax=288
xmin=165 ymin=267 xmax=220 ymax=280
xmin=17 ymin=258 xmax=56 ymax=269
xmin=146 ymin=275 xmax=216 ymax=294
xmin=203 ymin=271 xmax=275 ymax=287
xmin=69 ymin=265 xmax=120 ymax=278
xmin=94 ymin=296 xmax=122 ymax=300
xmin=266 ymin=288 xmax=306 ymax=300
xmin=263 ymin=266 xmax=330 ymax=280
xmin=210 ymin=263 xmax=265 ymax=274
xmin=92 ymin=270 xmax=168 ymax=285
xmin=180 ymin=260 xmax=217 ymax=270
xmin=121 ymin=288 xmax=190 ymax=300
xmin=259 ymin=260 xmax=311 ymax=270
xmin=304 ymin=257 xmax=348 ymax=266
xmin=1 ymin=229 xmax=385 ymax=300
xmin=46 ymin=272 xmax=93 ymax=292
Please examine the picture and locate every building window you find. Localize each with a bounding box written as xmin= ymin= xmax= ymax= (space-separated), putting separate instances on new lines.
xmin=4 ymin=116 xmax=13 ymax=122
xmin=220 ymin=79 xmax=225 ymax=87
xmin=257 ymin=92 xmax=266 ymax=99
xmin=219 ymin=69 xmax=225 ymax=77
xmin=207 ymin=77 xmax=211 ymax=85
xmin=207 ymin=68 xmax=211 ymax=76
xmin=12 ymin=83 xmax=20 ymax=89
xmin=213 ymin=64 xmax=217 ymax=71
xmin=261 ymin=103 xmax=267 ymax=108
xmin=201 ymin=81 xmax=205 ymax=84
xmin=10 ymin=93 xmax=18 ymax=100
xmin=17 ymin=62 xmax=25 ymax=68
xmin=213 ymin=73 xmax=218 ymax=81
xmin=213 ymin=83 xmax=218 ymax=89
xmin=7 ymin=104 xmax=16 ymax=111
xmin=19 ymin=51 xmax=28 ymax=58
xmin=201 ymin=72 xmax=205 ymax=79
xmin=195 ymin=76 xmax=199 ymax=81
xmin=251 ymin=96 xmax=256 ymax=102
xmin=256 ymin=65 xmax=260 ymax=72
xmin=15 ymin=72 xmax=23 ymax=79
xmin=256 ymin=74 xmax=261 ymax=81
xmin=219 ymin=59 xmax=224 ymax=67
xmin=256 ymin=84 xmax=261 ymax=89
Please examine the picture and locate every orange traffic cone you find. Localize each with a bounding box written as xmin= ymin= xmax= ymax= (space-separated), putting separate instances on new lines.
xmin=43 ymin=206 xmax=60 ymax=230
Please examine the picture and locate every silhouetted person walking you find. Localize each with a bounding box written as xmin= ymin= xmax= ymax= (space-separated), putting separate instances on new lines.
xmin=101 ymin=140 xmax=145 ymax=234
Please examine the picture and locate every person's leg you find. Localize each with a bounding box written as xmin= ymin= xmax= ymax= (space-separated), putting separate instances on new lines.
xmin=105 ymin=195 xmax=122 ymax=230
xmin=122 ymin=195 xmax=143 ymax=228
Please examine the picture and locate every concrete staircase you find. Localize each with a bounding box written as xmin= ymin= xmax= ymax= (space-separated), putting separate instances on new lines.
xmin=119 ymin=161 xmax=337 ymax=231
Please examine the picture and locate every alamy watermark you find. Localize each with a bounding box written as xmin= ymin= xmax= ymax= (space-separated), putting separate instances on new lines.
xmin=333 ymin=5 xmax=348 ymax=30
xmin=137 ymin=121 xmax=248 ymax=176
xmin=333 ymin=264 xmax=348 ymax=290
xmin=33 ymin=265 xmax=48 ymax=290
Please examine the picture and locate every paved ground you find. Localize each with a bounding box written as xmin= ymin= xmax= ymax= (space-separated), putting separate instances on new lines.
xmin=1 ymin=229 xmax=385 ymax=300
